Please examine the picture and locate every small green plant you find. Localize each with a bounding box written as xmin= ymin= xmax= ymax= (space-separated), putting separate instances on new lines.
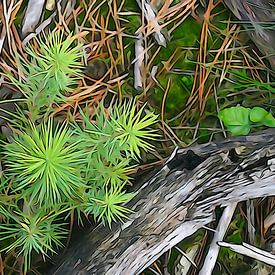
xmin=112 ymin=101 xmax=158 ymax=158
xmin=0 ymin=207 xmax=67 ymax=274
xmin=72 ymin=100 xmax=158 ymax=226
xmin=3 ymin=119 xmax=85 ymax=208
xmin=0 ymin=100 xmax=158 ymax=271
xmin=219 ymin=106 xmax=275 ymax=135
xmin=30 ymin=31 xmax=83 ymax=90
xmin=5 ymin=31 xmax=83 ymax=121
xmin=85 ymin=185 xmax=134 ymax=226
xmin=0 ymin=28 xmax=159 ymax=272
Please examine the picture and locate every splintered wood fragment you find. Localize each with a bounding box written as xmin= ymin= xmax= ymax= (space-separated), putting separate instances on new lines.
xmin=46 ymin=0 xmax=55 ymax=11
xmin=218 ymin=242 xmax=275 ymax=267
xmin=199 ymin=203 xmax=237 ymax=275
xmin=22 ymin=0 xmax=46 ymax=36
xmin=50 ymin=129 xmax=275 ymax=275
xmin=134 ymin=32 xmax=144 ymax=90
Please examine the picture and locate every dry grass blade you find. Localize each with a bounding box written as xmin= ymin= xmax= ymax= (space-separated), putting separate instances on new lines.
xmin=0 ymin=0 xmax=21 ymax=54
xmin=187 ymin=0 xmax=236 ymax=112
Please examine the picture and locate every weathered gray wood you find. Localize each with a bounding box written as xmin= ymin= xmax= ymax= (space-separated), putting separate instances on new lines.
xmin=22 ymin=0 xmax=46 ymax=36
xmin=50 ymin=129 xmax=275 ymax=275
xmin=224 ymin=0 xmax=275 ymax=70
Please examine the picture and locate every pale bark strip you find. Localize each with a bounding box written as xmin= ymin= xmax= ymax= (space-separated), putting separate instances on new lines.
xmin=247 ymin=199 xmax=256 ymax=245
xmin=199 ymin=203 xmax=237 ymax=275
xmin=136 ymin=0 xmax=166 ymax=46
xmin=22 ymin=0 xmax=46 ymax=36
xmin=218 ymin=242 xmax=275 ymax=267
xmin=50 ymin=129 xmax=275 ymax=275
xmin=134 ymin=33 xmax=144 ymax=90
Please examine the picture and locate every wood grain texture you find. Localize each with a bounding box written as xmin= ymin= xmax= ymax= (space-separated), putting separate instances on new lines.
xmin=224 ymin=0 xmax=275 ymax=70
xmin=50 ymin=129 xmax=275 ymax=275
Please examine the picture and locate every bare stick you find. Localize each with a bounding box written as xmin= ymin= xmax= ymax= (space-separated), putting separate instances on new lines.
xmin=199 ymin=203 xmax=237 ymax=275
xmin=136 ymin=0 xmax=166 ymax=46
xmin=134 ymin=33 xmax=144 ymax=90
xmin=218 ymin=242 xmax=275 ymax=267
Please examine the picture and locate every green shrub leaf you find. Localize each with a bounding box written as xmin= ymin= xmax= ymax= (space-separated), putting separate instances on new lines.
xmin=249 ymin=107 xmax=269 ymax=123
xmin=219 ymin=106 xmax=251 ymax=135
xmin=262 ymin=113 xmax=275 ymax=127
xmin=226 ymin=125 xmax=251 ymax=136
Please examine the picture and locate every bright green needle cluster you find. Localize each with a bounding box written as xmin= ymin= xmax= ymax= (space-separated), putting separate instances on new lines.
xmin=3 ymin=119 xmax=85 ymax=208
xmin=0 ymin=29 xmax=159 ymax=273
xmin=0 ymin=208 xmax=67 ymax=274
xmin=112 ymin=100 xmax=159 ymax=158
xmin=7 ymin=31 xmax=82 ymax=121
xmin=73 ymin=100 xmax=158 ymax=226
xmin=29 ymin=32 xmax=83 ymax=90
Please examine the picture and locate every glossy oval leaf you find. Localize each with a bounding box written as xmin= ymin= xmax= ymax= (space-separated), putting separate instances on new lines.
xmin=219 ymin=106 xmax=251 ymax=135
xmin=262 ymin=113 xmax=275 ymax=127
xmin=219 ymin=106 xmax=251 ymax=127
xmin=249 ymin=107 xmax=269 ymax=123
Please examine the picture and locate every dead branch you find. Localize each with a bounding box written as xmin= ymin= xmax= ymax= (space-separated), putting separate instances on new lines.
xmin=49 ymin=129 xmax=275 ymax=275
xmin=218 ymin=242 xmax=275 ymax=267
